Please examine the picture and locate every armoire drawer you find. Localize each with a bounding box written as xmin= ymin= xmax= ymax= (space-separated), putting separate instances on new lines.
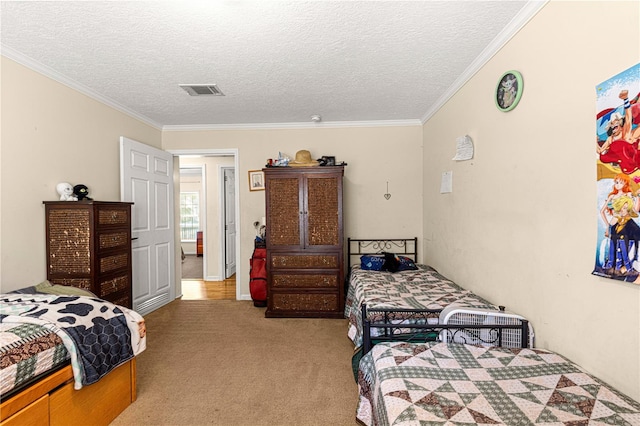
xmin=104 ymin=293 xmax=130 ymax=308
xmin=98 ymin=231 xmax=130 ymax=251
xmin=98 ymin=274 xmax=130 ymax=297
xmin=97 ymin=209 xmax=129 ymax=227
xmin=99 ymin=253 xmax=129 ymax=273
xmin=270 ymin=254 xmax=339 ymax=269
xmin=49 ymin=278 xmax=92 ymax=291
xmin=271 ymin=273 xmax=338 ymax=289
xmin=270 ymin=293 xmax=339 ymax=312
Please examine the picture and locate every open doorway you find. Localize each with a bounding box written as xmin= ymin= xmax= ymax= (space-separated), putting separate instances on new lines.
xmin=179 ymin=165 xmax=205 ymax=280
xmin=171 ymin=149 xmax=241 ymax=301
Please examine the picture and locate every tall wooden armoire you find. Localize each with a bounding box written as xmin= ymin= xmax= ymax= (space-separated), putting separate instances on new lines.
xmin=264 ymin=166 xmax=344 ymax=318
xmin=43 ymin=201 xmax=133 ymax=308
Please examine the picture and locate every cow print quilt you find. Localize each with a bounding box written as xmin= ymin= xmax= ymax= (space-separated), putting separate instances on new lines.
xmin=1 ymin=294 xmax=146 ymax=389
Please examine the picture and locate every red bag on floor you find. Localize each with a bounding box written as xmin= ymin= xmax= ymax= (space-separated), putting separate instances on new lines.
xmin=250 ymin=247 xmax=267 ymax=307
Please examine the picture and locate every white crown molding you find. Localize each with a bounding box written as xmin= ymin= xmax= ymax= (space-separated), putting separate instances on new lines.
xmin=162 ymin=119 xmax=422 ymax=131
xmin=1 ymin=45 xmax=163 ymax=130
xmin=421 ymin=0 xmax=548 ymax=124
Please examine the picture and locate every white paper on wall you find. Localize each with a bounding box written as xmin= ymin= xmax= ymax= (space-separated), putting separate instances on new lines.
xmin=440 ymin=171 xmax=452 ymax=193
xmin=452 ymin=135 xmax=474 ymax=161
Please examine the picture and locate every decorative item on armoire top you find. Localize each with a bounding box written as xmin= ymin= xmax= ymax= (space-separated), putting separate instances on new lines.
xmin=288 ymin=150 xmax=320 ymax=167
xmin=56 ymin=182 xmax=78 ymax=201
xmin=73 ymin=184 xmax=93 ymax=201
xmin=495 ymin=70 xmax=523 ymax=112
xmin=318 ymin=156 xmax=336 ymax=166
xmin=267 ymin=152 xmax=289 ymax=167
xmin=384 ymin=182 xmax=391 ymax=200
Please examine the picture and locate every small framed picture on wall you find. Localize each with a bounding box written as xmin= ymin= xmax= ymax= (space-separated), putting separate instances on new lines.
xmin=495 ymin=70 xmax=523 ymax=112
xmin=248 ymin=170 xmax=265 ymax=191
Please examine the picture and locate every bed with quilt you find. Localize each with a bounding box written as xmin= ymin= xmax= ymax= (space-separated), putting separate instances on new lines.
xmin=357 ymin=340 xmax=640 ymax=425
xmin=0 ymin=283 xmax=146 ymax=425
xmin=345 ymin=238 xmax=504 ymax=350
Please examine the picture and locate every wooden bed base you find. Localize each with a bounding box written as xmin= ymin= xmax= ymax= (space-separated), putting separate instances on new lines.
xmin=0 ymin=358 xmax=136 ymax=426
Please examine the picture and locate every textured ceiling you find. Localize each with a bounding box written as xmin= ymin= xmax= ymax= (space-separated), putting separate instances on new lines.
xmin=0 ymin=1 xmax=544 ymax=128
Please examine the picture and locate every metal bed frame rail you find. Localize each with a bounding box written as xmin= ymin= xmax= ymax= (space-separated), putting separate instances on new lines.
xmin=361 ymin=303 xmax=530 ymax=354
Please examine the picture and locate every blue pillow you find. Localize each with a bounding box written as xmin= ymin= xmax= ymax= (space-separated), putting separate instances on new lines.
xmin=360 ymin=255 xmax=385 ymax=271
xmin=397 ymin=256 xmax=418 ymax=271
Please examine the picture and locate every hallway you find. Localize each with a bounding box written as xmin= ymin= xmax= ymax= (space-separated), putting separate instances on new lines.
xmin=181 ymin=276 xmax=236 ymax=300
xmin=181 ymin=253 xmax=236 ymax=300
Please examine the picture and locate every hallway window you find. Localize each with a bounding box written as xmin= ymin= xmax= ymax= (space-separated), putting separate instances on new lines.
xmin=180 ymin=192 xmax=199 ymax=241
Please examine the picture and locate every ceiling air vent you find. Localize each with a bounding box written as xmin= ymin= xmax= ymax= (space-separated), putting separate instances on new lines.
xmin=179 ymin=84 xmax=225 ymax=96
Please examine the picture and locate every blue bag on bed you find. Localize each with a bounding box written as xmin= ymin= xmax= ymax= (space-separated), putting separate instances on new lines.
xmin=360 ymin=255 xmax=385 ymax=271
xmin=397 ymin=256 xmax=418 ymax=271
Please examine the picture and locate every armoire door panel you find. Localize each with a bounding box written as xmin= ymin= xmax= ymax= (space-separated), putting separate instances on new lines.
xmin=306 ymin=176 xmax=340 ymax=247
xmin=266 ymin=177 xmax=301 ymax=246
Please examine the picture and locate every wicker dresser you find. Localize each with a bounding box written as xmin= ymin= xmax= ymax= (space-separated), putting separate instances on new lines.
xmin=264 ymin=166 xmax=344 ymax=318
xmin=43 ymin=201 xmax=133 ymax=308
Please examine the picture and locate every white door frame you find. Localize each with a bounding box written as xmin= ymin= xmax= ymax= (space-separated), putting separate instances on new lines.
xmin=168 ymin=149 xmax=241 ymax=301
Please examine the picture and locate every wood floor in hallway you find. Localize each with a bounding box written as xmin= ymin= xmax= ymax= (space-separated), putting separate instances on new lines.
xmin=181 ymin=276 xmax=236 ymax=300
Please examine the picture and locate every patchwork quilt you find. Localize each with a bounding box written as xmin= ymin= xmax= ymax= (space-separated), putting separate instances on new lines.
xmin=0 ymin=294 xmax=146 ymax=391
xmin=357 ymin=342 xmax=640 ymax=426
xmin=0 ymin=322 xmax=69 ymax=395
xmin=344 ymin=265 xmax=496 ymax=348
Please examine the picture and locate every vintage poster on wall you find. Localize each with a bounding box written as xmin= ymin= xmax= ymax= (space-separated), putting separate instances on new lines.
xmin=593 ymin=63 xmax=640 ymax=283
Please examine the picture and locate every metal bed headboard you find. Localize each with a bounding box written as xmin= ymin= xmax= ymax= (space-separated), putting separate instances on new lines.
xmin=347 ymin=237 xmax=418 ymax=267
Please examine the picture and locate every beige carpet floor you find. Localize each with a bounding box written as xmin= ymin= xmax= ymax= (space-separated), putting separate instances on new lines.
xmin=111 ymin=299 xmax=359 ymax=426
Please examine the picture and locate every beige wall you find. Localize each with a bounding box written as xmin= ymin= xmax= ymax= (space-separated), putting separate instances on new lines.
xmin=0 ymin=57 xmax=162 ymax=292
xmin=163 ymin=126 xmax=424 ymax=299
xmin=423 ymin=0 xmax=639 ymax=400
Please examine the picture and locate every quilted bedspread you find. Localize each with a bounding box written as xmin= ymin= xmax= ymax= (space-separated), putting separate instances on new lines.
xmin=344 ymin=265 xmax=496 ymax=348
xmin=357 ymin=342 xmax=640 ymax=426
xmin=0 ymin=294 xmax=146 ymax=390
xmin=0 ymin=322 xmax=70 ymax=395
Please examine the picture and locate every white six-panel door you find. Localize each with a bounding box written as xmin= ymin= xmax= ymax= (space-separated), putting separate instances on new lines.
xmin=120 ymin=137 xmax=175 ymax=315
